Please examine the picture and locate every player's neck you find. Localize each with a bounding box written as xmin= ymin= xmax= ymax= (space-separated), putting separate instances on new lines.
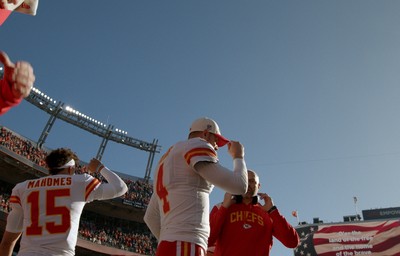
xmin=54 ymin=169 xmax=71 ymax=175
xmin=242 ymin=196 xmax=253 ymax=205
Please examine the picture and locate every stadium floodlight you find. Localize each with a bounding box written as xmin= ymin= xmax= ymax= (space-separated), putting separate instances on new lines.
xmin=115 ymin=128 xmax=127 ymax=134
xmin=25 ymin=85 xmax=162 ymax=165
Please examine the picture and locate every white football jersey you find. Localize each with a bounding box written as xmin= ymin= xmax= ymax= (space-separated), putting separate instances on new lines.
xmin=149 ymin=137 xmax=218 ymax=250
xmin=8 ymin=173 xmax=102 ymax=256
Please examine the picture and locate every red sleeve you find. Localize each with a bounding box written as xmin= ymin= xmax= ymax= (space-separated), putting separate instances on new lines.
xmin=270 ymin=208 xmax=300 ymax=248
xmin=0 ymin=79 xmax=22 ymax=115
xmin=208 ymin=204 xmax=228 ymax=247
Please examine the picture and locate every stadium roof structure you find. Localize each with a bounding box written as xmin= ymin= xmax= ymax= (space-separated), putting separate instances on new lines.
xmin=24 ymin=87 xmax=161 ymax=181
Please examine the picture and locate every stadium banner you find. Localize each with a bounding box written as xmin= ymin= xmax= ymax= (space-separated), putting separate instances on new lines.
xmin=294 ymin=219 xmax=400 ymax=256
xmin=362 ymin=207 xmax=400 ymax=221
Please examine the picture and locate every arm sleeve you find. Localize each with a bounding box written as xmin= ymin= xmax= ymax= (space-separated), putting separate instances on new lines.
xmin=270 ymin=208 xmax=300 ymax=248
xmin=208 ymin=204 xmax=228 ymax=247
xmin=5 ymin=205 xmax=24 ymax=233
xmin=0 ymin=79 xmax=22 ymax=115
xmin=144 ymin=192 xmax=161 ymax=240
xmin=195 ymin=158 xmax=248 ymax=195
xmin=89 ymin=167 xmax=128 ymax=201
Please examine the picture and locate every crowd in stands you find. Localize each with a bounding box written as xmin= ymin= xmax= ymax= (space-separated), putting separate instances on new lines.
xmin=123 ymin=179 xmax=153 ymax=208
xmin=79 ymin=212 xmax=157 ymax=255
xmin=0 ymin=183 xmax=12 ymax=213
xmin=0 ymin=126 xmax=158 ymax=255
xmin=0 ymin=127 xmax=47 ymax=167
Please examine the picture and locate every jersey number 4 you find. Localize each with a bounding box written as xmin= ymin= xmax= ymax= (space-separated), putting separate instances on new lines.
xmin=156 ymin=147 xmax=172 ymax=214
xmin=156 ymin=164 xmax=170 ymax=214
xmin=26 ymin=188 xmax=71 ymax=236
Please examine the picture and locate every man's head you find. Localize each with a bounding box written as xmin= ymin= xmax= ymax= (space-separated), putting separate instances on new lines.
xmin=46 ymin=148 xmax=79 ymax=175
xmin=188 ymin=117 xmax=230 ymax=150
xmin=244 ymin=170 xmax=260 ymax=198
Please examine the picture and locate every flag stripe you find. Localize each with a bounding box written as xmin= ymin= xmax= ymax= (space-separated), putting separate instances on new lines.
xmin=295 ymin=220 xmax=400 ymax=256
xmin=371 ymin=232 xmax=400 ymax=253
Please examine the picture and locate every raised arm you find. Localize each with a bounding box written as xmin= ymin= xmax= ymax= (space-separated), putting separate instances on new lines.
xmin=195 ymin=141 xmax=248 ymax=194
xmin=87 ymin=158 xmax=128 ymax=200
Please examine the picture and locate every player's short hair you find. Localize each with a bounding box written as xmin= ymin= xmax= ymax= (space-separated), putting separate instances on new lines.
xmin=46 ymin=148 xmax=79 ymax=175
xmin=248 ymin=169 xmax=259 ymax=183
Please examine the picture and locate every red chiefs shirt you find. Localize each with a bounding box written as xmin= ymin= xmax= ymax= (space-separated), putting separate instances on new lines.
xmin=209 ymin=202 xmax=299 ymax=256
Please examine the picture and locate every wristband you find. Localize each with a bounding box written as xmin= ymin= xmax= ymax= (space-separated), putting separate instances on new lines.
xmin=267 ymin=205 xmax=277 ymax=213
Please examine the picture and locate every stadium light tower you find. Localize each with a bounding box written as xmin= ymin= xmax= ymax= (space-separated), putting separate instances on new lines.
xmin=25 ymin=87 xmax=161 ymax=179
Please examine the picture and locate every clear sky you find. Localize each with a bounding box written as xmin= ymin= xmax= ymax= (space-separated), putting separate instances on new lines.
xmin=2 ymin=1 xmax=400 ymax=255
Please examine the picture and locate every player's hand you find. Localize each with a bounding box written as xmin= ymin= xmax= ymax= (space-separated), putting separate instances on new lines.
xmin=0 ymin=51 xmax=35 ymax=98
xmin=87 ymin=158 xmax=104 ymax=173
xmin=222 ymin=192 xmax=235 ymax=208
xmin=227 ymin=141 xmax=244 ymax=159
xmin=258 ymin=193 xmax=274 ymax=212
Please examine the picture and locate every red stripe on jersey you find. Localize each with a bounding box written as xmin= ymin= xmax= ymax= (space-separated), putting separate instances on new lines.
xmin=180 ymin=241 xmax=190 ymax=256
xmin=9 ymin=195 xmax=21 ymax=205
xmin=156 ymin=241 xmax=205 ymax=256
xmin=181 ymin=241 xmax=190 ymax=256
xmin=184 ymin=148 xmax=217 ymax=164
xmin=85 ymin=178 xmax=100 ymax=201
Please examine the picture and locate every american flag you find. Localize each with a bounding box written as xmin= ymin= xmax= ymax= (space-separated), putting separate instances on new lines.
xmin=294 ymin=219 xmax=400 ymax=256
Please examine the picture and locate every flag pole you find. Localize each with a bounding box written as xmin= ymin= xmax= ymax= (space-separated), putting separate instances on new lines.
xmin=353 ymin=196 xmax=359 ymax=221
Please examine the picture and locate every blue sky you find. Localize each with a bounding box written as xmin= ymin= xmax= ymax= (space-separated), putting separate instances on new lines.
xmin=2 ymin=1 xmax=400 ymax=255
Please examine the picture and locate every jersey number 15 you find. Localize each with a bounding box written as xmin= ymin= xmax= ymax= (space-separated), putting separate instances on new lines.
xmin=26 ymin=188 xmax=71 ymax=236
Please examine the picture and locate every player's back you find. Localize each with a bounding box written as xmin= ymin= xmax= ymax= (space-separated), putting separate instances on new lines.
xmin=155 ymin=138 xmax=217 ymax=248
xmin=11 ymin=173 xmax=98 ymax=256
